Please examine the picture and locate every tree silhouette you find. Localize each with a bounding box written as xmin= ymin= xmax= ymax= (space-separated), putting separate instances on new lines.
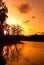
xmin=0 ymin=0 xmax=8 ymax=36
xmin=11 ymin=24 xmax=23 ymax=35
xmin=0 ymin=0 xmax=8 ymax=65
xmin=3 ymin=23 xmax=10 ymax=35
xmin=11 ymin=25 xmax=16 ymax=35
xmin=16 ymin=25 xmax=23 ymax=35
xmin=3 ymin=24 xmax=24 ymax=35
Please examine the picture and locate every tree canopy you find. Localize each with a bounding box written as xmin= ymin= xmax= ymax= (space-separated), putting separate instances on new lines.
xmin=0 ymin=0 xmax=8 ymax=24
xmin=0 ymin=0 xmax=8 ymax=36
xmin=3 ymin=24 xmax=24 ymax=35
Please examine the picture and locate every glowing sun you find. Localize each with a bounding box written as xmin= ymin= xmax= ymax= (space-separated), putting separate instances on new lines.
xmin=6 ymin=17 xmax=21 ymax=25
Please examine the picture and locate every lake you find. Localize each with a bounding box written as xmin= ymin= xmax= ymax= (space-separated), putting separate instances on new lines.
xmin=3 ymin=41 xmax=44 ymax=65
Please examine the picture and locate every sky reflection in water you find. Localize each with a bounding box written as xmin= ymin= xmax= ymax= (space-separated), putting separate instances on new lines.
xmin=3 ymin=41 xmax=44 ymax=65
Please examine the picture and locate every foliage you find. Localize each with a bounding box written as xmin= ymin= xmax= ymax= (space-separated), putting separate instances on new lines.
xmin=0 ymin=0 xmax=8 ymax=24
xmin=3 ymin=23 xmax=24 ymax=35
xmin=11 ymin=24 xmax=24 ymax=35
xmin=0 ymin=0 xmax=8 ymax=36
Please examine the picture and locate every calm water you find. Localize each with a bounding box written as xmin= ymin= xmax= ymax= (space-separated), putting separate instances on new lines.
xmin=5 ymin=41 xmax=44 ymax=65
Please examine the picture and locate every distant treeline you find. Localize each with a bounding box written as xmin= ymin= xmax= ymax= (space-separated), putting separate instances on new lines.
xmin=21 ymin=35 xmax=44 ymax=42
xmin=0 ymin=35 xmax=44 ymax=45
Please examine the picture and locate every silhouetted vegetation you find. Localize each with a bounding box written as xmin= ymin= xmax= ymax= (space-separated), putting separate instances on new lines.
xmin=0 ymin=0 xmax=8 ymax=65
xmin=0 ymin=0 xmax=8 ymax=36
xmin=0 ymin=35 xmax=44 ymax=47
xmin=19 ymin=34 xmax=44 ymax=42
xmin=3 ymin=24 xmax=24 ymax=35
xmin=11 ymin=24 xmax=23 ymax=35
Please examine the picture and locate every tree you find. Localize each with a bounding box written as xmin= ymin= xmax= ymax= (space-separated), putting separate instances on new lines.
xmin=3 ymin=23 xmax=10 ymax=35
xmin=11 ymin=25 xmax=16 ymax=35
xmin=2 ymin=23 xmax=24 ymax=35
xmin=16 ymin=25 xmax=23 ymax=35
xmin=11 ymin=24 xmax=24 ymax=35
xmin=0 ymin=0 xmax=8 ymax=36
xmin=0 ymin=0 xmax=8 ymax=65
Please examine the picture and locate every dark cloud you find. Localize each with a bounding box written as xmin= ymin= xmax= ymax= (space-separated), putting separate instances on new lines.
xmin=18 ymin=3 xmax=31 ymax=13
xmin=32 ymin=16 xmax=36 ymax=19
xmin=23 ymin=20 xmax=29 ymax=23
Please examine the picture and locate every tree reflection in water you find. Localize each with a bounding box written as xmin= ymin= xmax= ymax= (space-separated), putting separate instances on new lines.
xmin=2 ymin=43 xmax=24 ymax=62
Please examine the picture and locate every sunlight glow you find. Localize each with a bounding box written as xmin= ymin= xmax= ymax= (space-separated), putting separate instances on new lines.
xmin=4 ymin=30 xmax=7 ymax=35
xmin=6 ymin=17 xmax=21 ymax=25
xmin=5 ymin=16 xmax=35 ymax=36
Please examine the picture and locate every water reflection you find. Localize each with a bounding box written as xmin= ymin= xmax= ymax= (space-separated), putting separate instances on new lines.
xmin=2 ymin=44 xmax=24 ymax=61
xmin=2 ymin=41 xmax=44 ymax=65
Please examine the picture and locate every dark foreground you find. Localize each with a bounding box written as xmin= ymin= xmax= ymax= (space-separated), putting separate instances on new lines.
xmin=0 ymin=35 xmax=44 ymax=65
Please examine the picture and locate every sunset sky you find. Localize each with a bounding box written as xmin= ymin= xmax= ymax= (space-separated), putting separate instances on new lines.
xmin=3 ymin=0 xmax=44 ymax=35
